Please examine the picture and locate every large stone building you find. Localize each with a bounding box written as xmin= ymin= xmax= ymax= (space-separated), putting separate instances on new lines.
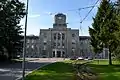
xmin=23 ymin=13 xmax=96 ymax=58
xmin=39 ymin=13 xmax=80 ymax=58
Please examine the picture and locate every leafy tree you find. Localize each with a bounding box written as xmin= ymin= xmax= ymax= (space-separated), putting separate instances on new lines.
xmin=89 ymin=0 xmax=119 ymax=65
xmin=0 ymin=0 xmax=25 ymax=59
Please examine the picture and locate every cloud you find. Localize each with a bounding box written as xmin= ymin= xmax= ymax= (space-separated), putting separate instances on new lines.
xmin=28 ymin=14 xmax=40 ymax=18
xmin=19 ymin=0 xmax=26 ymax=3
xmin=44 ymin=12 xmax=55 ymax=18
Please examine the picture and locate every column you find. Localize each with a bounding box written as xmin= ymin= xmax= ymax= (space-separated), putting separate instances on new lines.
xmin=55 ymin=49 xmax=57 ymax=57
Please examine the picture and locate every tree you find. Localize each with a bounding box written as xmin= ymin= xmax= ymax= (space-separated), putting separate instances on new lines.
xmin=0 ymin=0 xmax=25 ymax=59
xmin=111 ymin=0 xmax=120 ymax=60
xmin=89 ymin=0 xmax=119 ymax=65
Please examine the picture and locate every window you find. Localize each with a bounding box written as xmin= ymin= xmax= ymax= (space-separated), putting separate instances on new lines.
xmin=62 ymin=43 xmax=65 ymax=48
xmin=27 ymin=45 xmax=29 ymax=48
xmin=62 ymin=43 xmax=64 ymax=46
xmin=32 ymin=40 xmax=34 ymax=43
xmin=27 ymin=39 xmax=30 ymax=43
xmin=72 ymin=33 xmax=75 ymax=37
xmin=62 ymin=33 xmax=65 ymax=40
xmin=53 ymin=33 xmax=56 ymax=40
xmin=44 ymin=42 xmax=47 ymax=45
xmin=42 ymin=33 xmax=47 ymax=38
xmin=58 ymin=33 xmax=61 ymax=40
xmin=44 ymin=34 xmax=47 ymax=38
xmin=72 ymin=42 xmax=75 ymax=44
xmin=57 ymin=42 xmax=60 ymax=46
xmin=53 ymin=42 xmax=56 ymax=47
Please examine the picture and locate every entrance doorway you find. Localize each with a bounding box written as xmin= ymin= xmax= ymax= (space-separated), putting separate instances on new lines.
xmin=52 ymin=51 xmax=55 ymax=57
xmin=57 ymin=51 xmax=61 ymax=57
xmin=62 ymin=51 xmax=65 ymax=57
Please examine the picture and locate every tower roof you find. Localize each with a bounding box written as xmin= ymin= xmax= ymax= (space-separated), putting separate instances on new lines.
xmin=55 ymin=13 xmax=66 ymax=17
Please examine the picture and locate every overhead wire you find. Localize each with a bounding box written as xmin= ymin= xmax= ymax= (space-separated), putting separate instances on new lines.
xmin=80 ymin=0 xmax=100 ymax=23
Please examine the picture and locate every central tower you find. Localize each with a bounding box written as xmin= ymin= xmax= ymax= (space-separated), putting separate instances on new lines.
xmin=53 ymin=13 xmax=67 ymax=28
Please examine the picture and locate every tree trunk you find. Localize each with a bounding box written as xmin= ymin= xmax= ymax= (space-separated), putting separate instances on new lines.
xmin=109 ymin=48 xmax=112 ymax=65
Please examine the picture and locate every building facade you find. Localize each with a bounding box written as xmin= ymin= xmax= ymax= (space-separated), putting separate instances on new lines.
xmin=23 ymin=13 xmax=98 ymax=58
xmin=22 ymin=35 xmax=39 ymax=58
xmin=39 ymin=13 xmax=80 ymax=58
xmin=79 ymin=36 xmax=93 ymax=58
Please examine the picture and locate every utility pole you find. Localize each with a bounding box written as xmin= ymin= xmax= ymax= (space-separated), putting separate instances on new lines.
xmin=22 ymin=0 xmax=29 ymax=80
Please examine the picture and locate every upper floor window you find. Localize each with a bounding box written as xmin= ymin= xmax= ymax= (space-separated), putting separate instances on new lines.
xmin=27 ymin=39 xmax=30 ymax=43
xmin=53 ymin=42 xmax=56 ymax=47
xmin=72 ymin=42 xmax=75 ymax=44
xmin=57 ymin=42 xmax=60 ymax=46
xmin=58 ymin=33 xmax=61 ymax=40
xmin=62 ymin=33 xmax=65 ymax=40
xmin=72 ymin=33 xmax=75 ymax=37
xmin=44 ymin=33 xmax=47 ymax=38
xmin=53 ymin=33 xmax=56 ymax=40
xmin=32 ymin=40 xmax=34 ymax=43
xmin=62 ymin=43 xmax=64 ymax=46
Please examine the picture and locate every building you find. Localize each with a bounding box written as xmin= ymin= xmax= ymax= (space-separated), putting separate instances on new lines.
xmin=79 ymin=36 xmax=93 ymax=58
xmin=22 ymin=35 xmax=39 ymax=58
xmin=23 ymin=13 xmax=96 ymax=58
xmin=39 ymin=13 xmax=80 ymax=58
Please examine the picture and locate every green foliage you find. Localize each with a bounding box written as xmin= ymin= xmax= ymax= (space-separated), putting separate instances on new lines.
xmin=89 ymin=0 xmax=120 ymax=65
xmin=0 ymin=0 xmax=25 ymax=59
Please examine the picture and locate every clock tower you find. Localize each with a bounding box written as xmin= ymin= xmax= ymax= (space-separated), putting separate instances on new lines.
xmin=53 ymin=13 xmax=67 ymax=28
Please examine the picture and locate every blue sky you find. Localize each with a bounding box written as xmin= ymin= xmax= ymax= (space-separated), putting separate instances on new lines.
xmin=20 ymin=0 xmax=116 ymax=36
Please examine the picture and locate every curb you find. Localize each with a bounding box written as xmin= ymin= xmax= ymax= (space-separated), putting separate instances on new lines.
xmin=16 ymin=62 xmax=54 ymax=80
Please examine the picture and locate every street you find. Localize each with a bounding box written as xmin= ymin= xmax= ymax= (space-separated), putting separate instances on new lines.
xmin=0 ymin=58 xmax=64 ymax=80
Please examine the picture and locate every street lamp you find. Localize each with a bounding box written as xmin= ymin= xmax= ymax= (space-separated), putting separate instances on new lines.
xmin=22 ymin=0 xmax=29 ymax=80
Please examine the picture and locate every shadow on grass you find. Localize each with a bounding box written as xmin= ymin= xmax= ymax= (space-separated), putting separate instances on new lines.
xmin=88 ymin=64 xmax=120 ymax=80
xmin=25 ymin=62 xmax=75 ymax=80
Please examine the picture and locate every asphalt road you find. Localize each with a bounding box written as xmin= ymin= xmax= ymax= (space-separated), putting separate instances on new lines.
xmin=0 ymin=58 xmax=64 ymax=80
xmin=0 ymin=59 xmax=52 ymax=80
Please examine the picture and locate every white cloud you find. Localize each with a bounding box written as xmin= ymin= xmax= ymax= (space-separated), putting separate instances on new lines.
xmin=28 ymin=14 xmax=40 ymax=18
xmin=44 ymin=12 xmax=55 ymax=18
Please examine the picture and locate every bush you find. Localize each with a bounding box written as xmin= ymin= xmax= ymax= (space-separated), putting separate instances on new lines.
xmin=0 ymin=55 xmax=8 ymax=61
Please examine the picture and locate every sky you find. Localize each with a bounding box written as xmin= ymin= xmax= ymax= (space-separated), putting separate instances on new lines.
xmin=20 ymin=0 xmax=116 ymax=36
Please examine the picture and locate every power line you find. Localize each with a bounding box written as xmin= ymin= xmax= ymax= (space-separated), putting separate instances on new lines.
xmin=80 ymin=0 xmax=100 ymax=23
xmin=47 ymin=5 xmax=98 ymax=16
xmin=67 ymin=5 xmax=98 ymax=12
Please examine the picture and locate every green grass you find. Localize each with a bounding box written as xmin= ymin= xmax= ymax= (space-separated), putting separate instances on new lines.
xmin=88 ymin=60 xmax=120 ymax=80
xmin=25 ymin=61 xmax=75 ymax=80
xmin=25 ymin=60 xmax=88 ymax=80
xmin=25 ymin=60 xmax=120 ymax=80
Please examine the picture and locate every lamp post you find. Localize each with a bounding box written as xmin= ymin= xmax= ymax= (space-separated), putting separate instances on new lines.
xmin=22 ymin=0 xmax=29 ymax=80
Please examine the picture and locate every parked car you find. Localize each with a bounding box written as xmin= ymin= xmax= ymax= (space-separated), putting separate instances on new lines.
xmin=77 ymin=57 xmax=84 ymax=60
xmin=84 ymin=57 xmax=93 ymax=60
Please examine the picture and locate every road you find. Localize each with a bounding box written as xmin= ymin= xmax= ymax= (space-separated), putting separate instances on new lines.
xmin=0 ymin=58 xmax=64 ymax=80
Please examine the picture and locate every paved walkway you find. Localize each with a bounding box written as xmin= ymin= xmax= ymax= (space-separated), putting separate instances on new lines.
xmin=0 ymin=58 xmax=64 ymax=80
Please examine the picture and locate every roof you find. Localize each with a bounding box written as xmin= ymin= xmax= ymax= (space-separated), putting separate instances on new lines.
xmin=55 ymin=13 xmax=66 ymax=17
xmin=26 ymin=35 xmax=39 ymax=39
xmin=79 ymin=36 xmax=91 ymax=40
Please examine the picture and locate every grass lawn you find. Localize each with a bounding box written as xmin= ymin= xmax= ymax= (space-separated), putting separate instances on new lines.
xmin=25 ymin=60 xmax=88 ymax=80
xmin=88 ymin=60 xmax=120 ymax=80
